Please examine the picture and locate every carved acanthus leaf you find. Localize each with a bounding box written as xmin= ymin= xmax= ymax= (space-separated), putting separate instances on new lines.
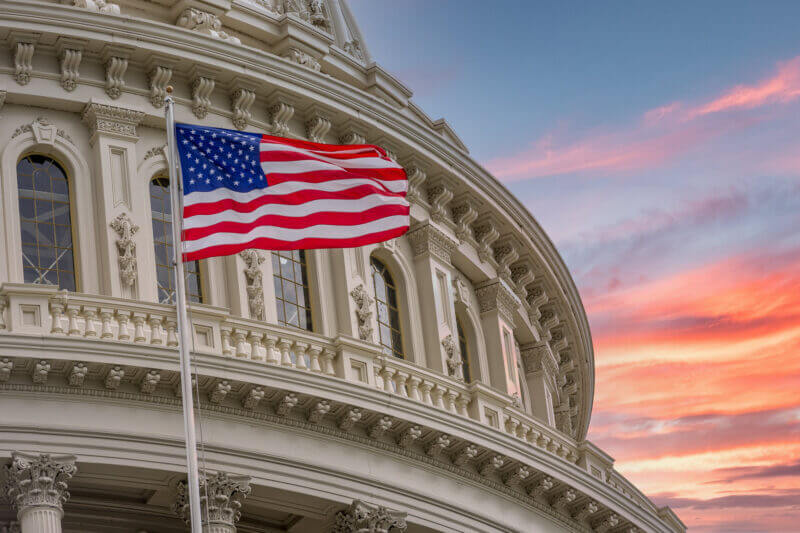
xmin=350 ymin=284 xmax=374 ymax=341
xmin=110 ymin=213 xmax=139 ymax=288
xmin=333 ymin=500 xmax=408 ymax=533
xmin=176 ymin=8 xmax=241 ymax=44
xmin=239 ymin=249 xmax=266 ymax=320
xmin=284 ymin=48 xmax=321 ymax=71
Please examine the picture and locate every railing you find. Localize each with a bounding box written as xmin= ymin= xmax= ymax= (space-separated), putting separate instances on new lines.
xmin=0 ymin=282 xmax=633 ymax=510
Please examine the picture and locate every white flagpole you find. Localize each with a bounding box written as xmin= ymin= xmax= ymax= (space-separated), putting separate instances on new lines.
xmin=164 ymin=88 xmax=204 ymax=533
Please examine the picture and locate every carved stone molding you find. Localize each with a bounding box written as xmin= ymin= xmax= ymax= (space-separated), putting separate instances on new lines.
xmin=12 ymin=41 xmax=35 ymax=86
xmin=493 ymin=240 xmax=520 ymax=284
xmin=239 ymin=249 xmax=266 ymax=320
xmin=332 ymin=500 xmax=408 ymax=533
xmin=191 ymin=75 xmax=216 ymax=119
xmin=72 ymin=0 xmax=121 ymax=15
xmin=110 ymin=213 xmax=139 ymax=288
xmin=0 ymin=359 xmax=10 ymax=382
xmin=270 ymin=98 xmax=295 ymax=136
xmin=521 ymin=342 xmax=558 ymax=392
xmin=452 ymin=275 xmax=471 ymax=307
xmin=230 ymin=88 xmax=256 ymax=130
xmin=451 ymin=198 xmax=478 ymax=242
xmin=343 ymin=39 xmax=365 ymax=62
xmin=284 ymin=48 xmax=321 ymax=71
xmin=4 ymin=452 xmax=77 ymax=514
xmin=0 ymin=90 xmax=6 ymax=112
xmin=59 ymin=48 xmax=83 ymax=92
xmin=405 ymin=223 xmax=457 ymax=264
xmin=176 ymin=8 xmax=241 ymax=44
xmin=12 ymin=117 xmax=73 ymax=146
xmin=82 ymin=102 xmax=145 ymax=143
xmin=475 ymin=279 xmax=520 ymax=326
xmin=426 ymin=181 xmax=455 ymax=224
xmin=174 ymin=472 xmax=251 ymax=530
xmin=0 ymin=521 xmax=20 ymax=533
xmin=441 ymin=334 xmax=463 ymax=380
xmin=473 ymin=218 xmax=500 ymax=264
xmin=104 ymin=56 xmax=128 ymax=99
xmin=148 ymin=65 xmax=173 ymax=108
xmin=349 ymin=284 xmax=373 ymax=341
xmin=404 ymin=165 xmax=427 ymax=205
xmin=510 ymin=263 xmax=535 ymax=300
xmin=143 ymin=145 xmax=166 ymax=162
xmin=278 ymin=0 xmax=330 ymax=31
xmin=306 ymin=112 xmax=331 ymax=142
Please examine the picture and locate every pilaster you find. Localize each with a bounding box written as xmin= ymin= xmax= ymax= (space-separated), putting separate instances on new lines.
xmin=520 ymin=341 xmax=558 ymax=425
xmin=3 ymin=452 xmax=77 ymax=533
xmin=476 ymin=278 xmax=522 ymax=395
xmin=81 ymin=99 xmax=146 ymax=298
xmin=406 ymin=223 xmax=459 ymax=375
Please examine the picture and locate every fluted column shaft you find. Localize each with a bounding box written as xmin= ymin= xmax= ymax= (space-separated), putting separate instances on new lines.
xmin=18 ymin=508 xmax=62 ymax=533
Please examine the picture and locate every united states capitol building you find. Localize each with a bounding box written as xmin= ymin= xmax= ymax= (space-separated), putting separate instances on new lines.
xmin=0 ymin=1 xmax=686 ymax=532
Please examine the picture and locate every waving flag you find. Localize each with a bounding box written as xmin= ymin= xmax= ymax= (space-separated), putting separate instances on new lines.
xmin=175 ymin=123 xmax=409 ymax=261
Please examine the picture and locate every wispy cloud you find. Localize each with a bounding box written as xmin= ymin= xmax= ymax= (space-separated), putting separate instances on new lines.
xmin=485 ymin=56 xmax=800 ymax=180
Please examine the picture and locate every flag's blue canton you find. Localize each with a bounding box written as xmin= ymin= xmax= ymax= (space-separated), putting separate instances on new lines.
xmin=175 ymin=123 xmax=266 ymax=195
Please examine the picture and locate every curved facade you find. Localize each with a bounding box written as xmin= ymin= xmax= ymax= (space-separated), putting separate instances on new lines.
xmin=0 ymin=1 xmax=685 ymax=532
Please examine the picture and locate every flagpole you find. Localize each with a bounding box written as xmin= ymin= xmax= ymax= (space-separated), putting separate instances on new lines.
xmin=164 ymin=88 xmax=204 ymax=533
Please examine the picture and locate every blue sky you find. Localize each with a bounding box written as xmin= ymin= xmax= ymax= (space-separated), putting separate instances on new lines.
xmin=349 ymin=2 xmax=800 ymax=532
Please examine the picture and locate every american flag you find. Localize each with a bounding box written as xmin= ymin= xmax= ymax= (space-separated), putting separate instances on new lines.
xmin=175 ymin=123 xmax=409 ymax=261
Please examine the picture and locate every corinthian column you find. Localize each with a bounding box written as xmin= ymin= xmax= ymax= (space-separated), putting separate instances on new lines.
xmin=174 ymin=472 xmax=251 ymax=533
xmin=3 ymin=452 xmax=77 ymax=533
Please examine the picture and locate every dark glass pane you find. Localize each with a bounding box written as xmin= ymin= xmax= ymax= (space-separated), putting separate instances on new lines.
xmin=52 ymin=177 xmax=68 ymax=196
xmin=380 ymin=324 xmax=391 ymax=345
xmin=53 ymin=204 xmax=70 ymax=225
xmin=387 ymin=286 xmax=397 ymax=308
xmin=19 ymin=198 xmax=34 ymax=219
xmin=296 ymin=285 xmax=306 ymax=307
xmin=392 ymin=331 xmax=403 ymax=355
xmin=377 ymin=301 xmax=388 ymax=323
xmin=22 ymin=244 xmax=38 ymax=265
xmin=55 ymin=225 xmax=71 ymax=247
xmin=23 ymin=268 xmax=38 ymax=283
xmin=17 ymin=158 xmax=33 ymax=179
xmin=276 ymin=300 xmax=285 ymax=324
xmin=389 ymin=309 xmax=401 ymax=330
xmin=20 ymin=221 xmax=37 ymax=244
xmin=273 ymin=275 xmax=282 ymax=297
xmin=60 ymin=274 xmax=76 ymax=293
xmin=284 ymin=303 xmax=299 ymax=326
xmin=33 ymin=169 xmax=51 ymax=191
xmin=282 ymin=280 xmax=297 ymax=303
xmin=280 ymin=256 xmax=293 ymax=279
xmin=271 ymin=253 xmax=281 ymax=274
xmin=36 ymin=223 xmax=54 ymax=246
xmin=38 ymin=245 xmax=56 ymax=269
xmin=44 ymin=270 xmax=59 ymax=286
xmin=298 ymin=310 xmax=308 ymax=331
xmin=58 ymin=249 xmax=74 ymax=271
xmin=373 ymin=273 xmax=386 ymax=301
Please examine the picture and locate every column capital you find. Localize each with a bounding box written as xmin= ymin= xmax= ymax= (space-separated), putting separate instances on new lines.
xmin=332 ymin=500 xmax=408 ymax=533
xmin=4 ymin=452 xmax=77 ymax=515
xmin=406 ymin=223 xmax=458 ymax=264
xmin=81 ymin=99 xmax=146 ymax=143
xmin=174 ymin=472 xmax=251 ymax=531
xmin=475 ymin=278 xmax=520 ymax=326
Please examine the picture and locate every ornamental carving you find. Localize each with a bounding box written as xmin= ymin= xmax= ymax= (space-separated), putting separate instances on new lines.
xmin=176 ymin=8 xmax=241 ymax=44
xmin=452 ymin=275 xmax=471 ymax=307
xmin=333 ymin=500 xmax=408 ymax=533
xmin=105 ymin=56 xmax=128 ymax=99
xmin=12 ymin=117 xmax=73 ymax=146
xmin=110 ymin=213 xmax=139 ymax=288
xmin=270 ymin=100 xmax=295 ymax=136
xmin=451 ymin=199 xmax=478 ymax=242
xmin=148 ymin=65 xmax=172 ymax=108
xmin=12 ymin=42 xmax=34 ymax=86
xmin=4 ymin=452 xmax=77 ymax=512
xmin=306 ymin=113 xmax=331 ymax=142
xmin=73 ymin=0 xmax=121 ymax=15
xmin=284 ymin=48 xmax=321 ymax=72
xmin=0 ymin=358 xmax=12 ymax=382
xmin=441 ymin=334 xmax=463 ymax=380
xmin=240 ymin=249 xmax=266 ymax=320
xmin=82 ymin=103 xmax=145 ymax=141
xmin=0 ymin=521 xmax=20 ymax=533
xmin=406 ymin=224 xmax=457 ymax=264
xmin=404 ymin=166 xmax=426 ymax=204
xmin=473 ymin=219 xmax=500 ymax=264
xmin=231 ymin=88 xmax=256 ymax=130
xmin=350 ymin=284 xmax=373 ymax=341
xmin=426 ymin=182 xmax=454 ymax=224
xmin=143 ymin=145 xmax=166 ymax=161
xmin=59 ymin=48 xmax=82 ymax=92
xmin=174 ymin=472 xmax=251 ymax=527
xmin=191 ymin=75 xmax=215 ymax=119
xmin=344 ymin=39 xmax=365 ymax=61
xmin=278 ymin=0 xmax=330 ymax=31
xmin=475 ymin=279 xmax=519 ymax=326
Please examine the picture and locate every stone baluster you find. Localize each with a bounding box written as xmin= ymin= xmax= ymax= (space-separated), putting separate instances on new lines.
xmin=455 ymin=394 xmax=470 ymax=416
xmin=65 ymin=305 xmax=81 ymax=336
xmin=293 ymin=342 xmax=308 ymax=370
xmin=444 ymin=389 xmax=458 ymax=413
xmin=307 ymin=346 xmax=322 ymax=373
xmin=233 ymin=330 xmax=248 ymax=358
xmin=48 ymin=297 xmax=66 ymax=334
xmin=82 ymin=307 xmax=98 ymax=338
xmin=406 ymin=376 xmax=422 ymax=402
xmin=431 ymin=385 xmax=446 ymax=409
xmin=419 ymin=381 xmax=434 ymax=405
xmin=278 ymin=339 xmax=293 ymax=367
xmin=393 ymin=372 xmax=409 ymax=397
xmin=116 ymin=310 xmax=131 ymax=341
xmin=320 ymin=348 xmax=336 ymax=376
xmin=378 ymin=366 xmax=395 ymax=393
xmin=149 ymin=315 xmax=164 ymax=345
xmin=165 ymin=318 xmax=178 ymax=347
xmin=98 ymin=309 xmax=114 ymax=339
xmin=4 ymin=452 xmax=77 ymax=533
xmin=264 ymin=335 xmax=279 ymax=364
xmin=219 ymin=327 xmax=232 ymax=356
xmin=131 ymin=313 xmax=147 ymax=343
xmin=247 ymin=333 xmax=264 ymax=361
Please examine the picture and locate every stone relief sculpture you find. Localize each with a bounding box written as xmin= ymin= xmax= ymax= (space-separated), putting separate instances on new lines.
xmin=332 ymin=500 xmax=408 ymax=533
xmin=441 ymin=334 xmax=464 ymax=380
xmin=110 ymin=213 xmax=139 ymax=288
xmin=240 ymin=249 xmax=266 ymax=321
xmin=350 ymin=284 xmax=374 ymax=341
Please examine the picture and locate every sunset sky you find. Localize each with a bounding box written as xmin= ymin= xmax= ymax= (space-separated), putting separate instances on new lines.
xmin=351 ymin=2 xmax=800 ymax=531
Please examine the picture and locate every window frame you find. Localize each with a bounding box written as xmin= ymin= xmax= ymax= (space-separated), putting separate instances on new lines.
xmin=16 ymin=153 xmax=79 ymax=292
xmin=370 ymin=256 xmax=405 ymax=359
xmin=271 ymin=249 xmax=314 ymax=331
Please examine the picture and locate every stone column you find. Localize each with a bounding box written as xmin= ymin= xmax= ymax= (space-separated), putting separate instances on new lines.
xmin=475 ymin=278 xmax=523 ymax=395
xmin=174 ymin=472 xmax=251 ymax=533
xmin=406 ymin=223 xmax=460 ymax=373
xmin=520 ymin=342 xmax=558 ymax=426
xmin=332 ymin=500 xmax=407 ymax=532
xmin=3 ymin=452 xmax=77 ymax=533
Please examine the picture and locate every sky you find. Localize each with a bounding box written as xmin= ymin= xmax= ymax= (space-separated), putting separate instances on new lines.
xmin=349 ymin=2 xmax=800 ymax=532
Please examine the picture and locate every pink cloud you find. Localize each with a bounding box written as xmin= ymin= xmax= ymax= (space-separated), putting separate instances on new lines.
xmin=486 ymin=55 xmax=800 ymax=181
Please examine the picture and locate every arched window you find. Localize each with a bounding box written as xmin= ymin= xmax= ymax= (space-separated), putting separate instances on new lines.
xmin=456 ymin=317 xmax=473 ymax=382
xmin=149 ymin=176 xmax=203 ymax=304
xmin=17 ymin=155 xmax=76 ymax=291
xmin=371 ymin=256 xmax=404 ymax=358
xmin=272 ymin=250 xmax=312 ymax=330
